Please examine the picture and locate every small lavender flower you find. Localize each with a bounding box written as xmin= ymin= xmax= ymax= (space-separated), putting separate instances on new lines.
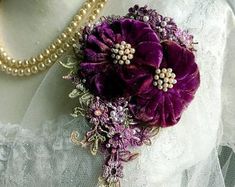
xmin=174 ymin=28 xmax=195 ymax=49
xmin=107 ymin=98 xmax=129 ymax=125
xmin=103 ymin=156 xmax=124 ymax=184
xmin=87 ymin=97 xmax=109 ymax=125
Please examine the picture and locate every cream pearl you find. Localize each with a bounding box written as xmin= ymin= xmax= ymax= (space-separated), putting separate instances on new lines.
xmin=24 ymin=68 xmax=31 ymax=76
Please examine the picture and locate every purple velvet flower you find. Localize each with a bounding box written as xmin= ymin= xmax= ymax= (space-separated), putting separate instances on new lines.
xmin=129 ymin=41 xmax=200 ymax=127
xmin=79 ymin=18 xmax=163 ymax=98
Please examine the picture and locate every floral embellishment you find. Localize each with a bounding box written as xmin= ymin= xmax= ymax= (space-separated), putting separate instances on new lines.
xmin=129 ymin=41 xmax=200 ymax=127
xmin=62 ymin=5 xmax=200 ymax=187
xmin=79 ymin=18 xmax=163 ymax=98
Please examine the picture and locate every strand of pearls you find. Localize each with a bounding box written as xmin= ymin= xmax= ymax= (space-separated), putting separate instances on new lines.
xmin=0 ymin=0 xmax=107 ymax=77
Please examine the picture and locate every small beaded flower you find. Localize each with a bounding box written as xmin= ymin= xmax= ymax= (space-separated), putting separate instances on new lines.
xmin=62 ymin=5 xmax=200 ymax=187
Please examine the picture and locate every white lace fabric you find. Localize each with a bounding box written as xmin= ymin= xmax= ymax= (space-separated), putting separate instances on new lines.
xmin=0 ymin=0 xmax=235 ymax=186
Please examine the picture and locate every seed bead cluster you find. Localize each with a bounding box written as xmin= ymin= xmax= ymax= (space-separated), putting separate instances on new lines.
xmin=153 ymin=68 xmax=177 ymax=92
xmin=111 ymin=41 xmax=135 ymax=65
xmin=0 ymin=0 xmax=107 ymax=77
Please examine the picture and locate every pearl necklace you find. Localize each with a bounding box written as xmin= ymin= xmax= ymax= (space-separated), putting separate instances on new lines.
xmin=0 ymin=0 xmax=107 ymax=77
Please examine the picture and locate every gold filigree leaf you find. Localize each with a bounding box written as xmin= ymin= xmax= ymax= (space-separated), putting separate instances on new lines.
xmin=70 ymin=131 xmax=81 ymax=146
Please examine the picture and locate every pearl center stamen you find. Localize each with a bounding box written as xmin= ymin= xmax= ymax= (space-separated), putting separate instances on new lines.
xmin=111 ymin=41 xmax=135 ymax=65
xmin=153 ymin=68 xmax=177 ymax=92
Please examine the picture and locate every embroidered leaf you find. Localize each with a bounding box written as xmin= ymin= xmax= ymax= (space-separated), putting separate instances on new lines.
xmin=70 ymin=131 xmax=81 ymax=146
xmin=143 ymin=138 xmax=152 ymax=146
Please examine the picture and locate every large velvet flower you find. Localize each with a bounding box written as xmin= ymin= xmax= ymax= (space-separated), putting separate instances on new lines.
xmin=79 ymin=18 xmax=163 ymax=98
xmin=129 ymin=41 xmax=200 ymax=127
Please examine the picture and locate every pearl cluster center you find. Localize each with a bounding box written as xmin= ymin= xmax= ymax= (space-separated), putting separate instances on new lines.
xmin=153 ymin=68 xmax=177 ymax=92
xmin=111 ymin=41 xmax=135 ymax=65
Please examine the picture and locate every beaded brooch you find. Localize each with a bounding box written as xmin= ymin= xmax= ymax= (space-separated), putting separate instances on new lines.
xmin=61 ymin=5 xmax=200 ymax=187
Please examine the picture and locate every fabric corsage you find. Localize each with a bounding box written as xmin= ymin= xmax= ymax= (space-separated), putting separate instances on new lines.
xmin=62 ymin=5 xmax=200 ymax=187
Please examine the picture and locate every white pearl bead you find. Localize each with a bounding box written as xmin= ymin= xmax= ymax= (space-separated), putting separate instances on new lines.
xmin=159 ymin=73 xmax=165 ymax=78
xmin=114 ymin=49 xmax=119 ymax=54
xmin=128 ymin=54 xmax=133 ymax=59
xmin=161 ymin=21 xmax=167 ymax=27
xmin=122 ymin=55 xmax=127 ymax=60
xmin=111 ymin=54 xmax=116 ymax=58
xmin=113 ymin=60 xmax=118 ymax=64
xmin=166 ymin=72 xmax=172 ymax=77
xmin=168 ymin=84 xmax=173 ymax=88
xmin=155 ymin=69 xmax=161 ymax=74
xmin=162 ymin=68 xmax=167 ymax=73
xmin=158 ymin=85 xmax=163 ymax=90
xmin=153 ymin=81 xmax=158 ymax=86
xmin=121 ymin=41 xmax=126 ymax=45
xmin=130 ymin=48 xmax=135 ymax=53
xmin=163 ymin=87 xmax=168 ymax=92
xmin=119 ymin=50 xmax=124 ymax=55
xmin=173 ymin=79 xmax=177 ymax=84
xmin=163 ymin=83 xmax=169 ymax=88
xmin=125 ymin=60 xmax=131 ymax=65
xmin=115 ymin=44 xmax=120 ymax=48
xmin=126 ymin=44 xmax=131 ymax=49
xmin=157 ymin=80 xmax=163 ymax=85
xmin=116 ymin=55 xmax=121 ymax=60
xmin=143 ymin=16 xmax=149 ymax=22
xmin=169 ymin=78 xmax=174 ymax=84
xmin=119 ymin=60 xmax=124 ymax=65
xmin=167 ymin=68 xmax=173 ymax=72
xmin=171 ymin=73 xmax=176 ymax=78
xmin=120 ymin=45 xmax=125 ymax=50
xmin=154 ymin=75 xmax=159 ymax=80
xmin=124 ymin=49 xmax=130 ymax=54
xmin=164 ymin=77 xmax=169 ymax=83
